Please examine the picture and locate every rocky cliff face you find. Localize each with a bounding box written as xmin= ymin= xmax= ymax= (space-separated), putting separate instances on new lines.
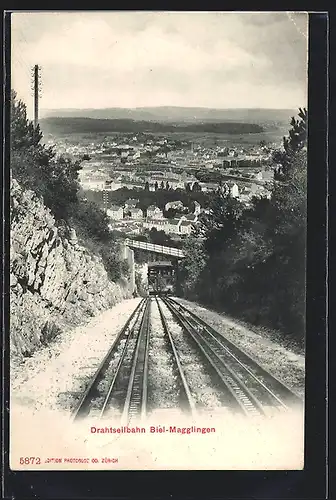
xmin=10 ymin=179 xmax=130 ymax=362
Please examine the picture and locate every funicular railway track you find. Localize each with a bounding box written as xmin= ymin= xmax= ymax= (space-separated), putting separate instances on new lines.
xmin=163 ymin=297 xmax=302 ymax=413
xmin=72 ymin=294 xmax=302 ymax=422
xmin=72 ymin=296 xmax=196 ymax=422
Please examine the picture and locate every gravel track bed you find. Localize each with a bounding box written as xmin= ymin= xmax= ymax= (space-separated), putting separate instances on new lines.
xmin=147 ymin=300 xmax=180 ymax=410
xmin=158 ymin=300 xmax=229 ymax=410
xmin=11 ymin=298 xmax=142 ymax=414
xmin=174 ymin=298 xmax=305 ymax=397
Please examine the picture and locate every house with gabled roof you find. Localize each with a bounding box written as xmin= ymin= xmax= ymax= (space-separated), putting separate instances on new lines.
xmin=146 ymin=205 xmax=164 ymax=219
xmin=181 ymin=213 xmax=198 ymax=223
xmin=179 ymin=220 xmax=194 ymax=235
xmin=129 ymin=207 xmax=144 ymax=219
xmin=106 ymin=205 xmax=123 ymax=220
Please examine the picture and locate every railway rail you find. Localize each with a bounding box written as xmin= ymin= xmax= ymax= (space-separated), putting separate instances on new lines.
xmin=164 ymin=297 xmax=302 ymax=412
xmin=154 ymin=296 xmax=197 ymax=416
xmin=72 ymin=298 xmax=149 ymax=422
xmin=162 ymin=297 xmax=265 ymax=416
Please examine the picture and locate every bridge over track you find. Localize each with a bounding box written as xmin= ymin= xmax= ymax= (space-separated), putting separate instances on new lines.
xmin=121 ymin=239 xmax=185 ymax=294
xmin=125 ymin=238 xmax=185 ymax=259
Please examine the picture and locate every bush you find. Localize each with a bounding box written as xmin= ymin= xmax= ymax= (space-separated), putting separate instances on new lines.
xmin=70 ymin=200 xmax=111 ymax=242
xmin=100 ymin=247 xmax=129 ymax=282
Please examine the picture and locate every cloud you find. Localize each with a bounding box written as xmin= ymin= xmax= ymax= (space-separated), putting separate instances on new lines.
xmin=11 ymin=11 xmax=308 ymax=115
xmin=14 ymin=14 xmax=267 ymax=74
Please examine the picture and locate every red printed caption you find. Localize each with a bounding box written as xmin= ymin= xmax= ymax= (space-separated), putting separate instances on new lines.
xmin=19 ymin=457 xmax=118 ymax=465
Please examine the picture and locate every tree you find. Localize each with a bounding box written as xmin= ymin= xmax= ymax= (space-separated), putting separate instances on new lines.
xmin=70 ymin=200 xmax=111 ymax=242
xmin=192 ymin=181 xmax=201 ymax=192
xmin=181 ymin=109 xmax=307 ymax=343
xmin=10 ymin=90 xmax=82 ymax=220
xmin=100 ymin=248 xmax=129 ymax=282
xmin=10 ymin=90 xmax=43 ymax=151
xmin=179 ymin=237 xmax=207 ymax=299
xmin=159 ymin=144 xmax=170 ymax=158
xmin=197 ymin=190 xmax=244 ymax=242
xmin=273 ymin=107 xmax=307 ymax=180
xmin=43 ymin=155 xmax=82 ymax=219
xmin=148 ymin=228 xmax=172 ymax=246
xmin=165 ymin=208 xmax=177 ymax=219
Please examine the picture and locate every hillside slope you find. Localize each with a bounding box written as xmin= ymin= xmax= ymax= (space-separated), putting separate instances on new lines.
xmin=40 ymin=117 xmax=264 ymax=135
xmin=41 ymin=106 xmax=295 ymax=124
xmin=10 ymin=178 xmax=130 ymax=363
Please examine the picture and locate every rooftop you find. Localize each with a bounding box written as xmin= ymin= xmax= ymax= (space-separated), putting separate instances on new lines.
xmin=146 ymin=218 xmax=168 ymax=224
xmin=169 ymin=219 xmax=181 ymax=226
xmin=108 ymin=205 xmax=123 ymax=211
xmin=183 ymin=214 xmax=197 ymax=221
xmin=148 ymin=261 xmax=173 ymax=268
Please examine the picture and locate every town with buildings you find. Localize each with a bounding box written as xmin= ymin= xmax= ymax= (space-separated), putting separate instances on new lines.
xmin=44 ymin=131 xmax=278 ymax=239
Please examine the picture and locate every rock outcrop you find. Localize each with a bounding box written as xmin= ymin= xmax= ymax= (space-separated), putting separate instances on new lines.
xmin=10 ymin=179 xmax=130 ymax=361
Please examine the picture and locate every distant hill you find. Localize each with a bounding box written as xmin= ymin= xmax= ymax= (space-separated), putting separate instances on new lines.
xmin=40 ymin=117 xmax=265 ymax=135
xmin=41 ymin=106 xmax=295 ymax=124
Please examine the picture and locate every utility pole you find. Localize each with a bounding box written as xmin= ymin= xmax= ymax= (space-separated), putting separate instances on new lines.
xmin=31 ymin=64 xmax=42 ymax=128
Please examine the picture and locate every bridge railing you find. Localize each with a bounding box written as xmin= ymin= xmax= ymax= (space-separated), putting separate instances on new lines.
xmin=125 ymin=238 xmax=185 ymax=258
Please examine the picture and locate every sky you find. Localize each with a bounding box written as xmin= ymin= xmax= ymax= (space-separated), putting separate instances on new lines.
xmin=11 ymin=11 xmax=308 ymax=118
